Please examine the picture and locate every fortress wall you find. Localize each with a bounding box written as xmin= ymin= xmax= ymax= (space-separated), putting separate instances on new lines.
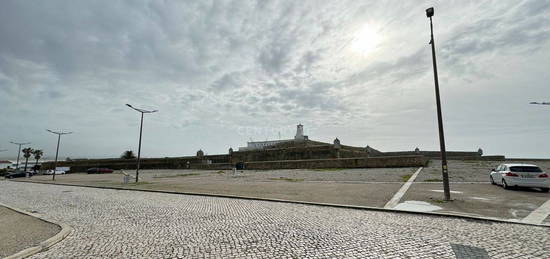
xmin=244 ymin=155 xmax=427 ymax=170
xmin=41 ymin=154 xmax=231 ymax=172
xmin=379 ymin=151 xmax=481 ymax=158
xmin=230 ymin=145 xmax=337 ymax=162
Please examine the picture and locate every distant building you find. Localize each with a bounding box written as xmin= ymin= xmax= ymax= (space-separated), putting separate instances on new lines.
xmin=239 ymin=124 xmax=309 ymax=151
xmin=0 ymin=160 xmax=13 ymax=169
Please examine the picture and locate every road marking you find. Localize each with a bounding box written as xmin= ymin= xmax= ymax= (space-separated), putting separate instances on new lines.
xmin=384 ymin=167 xmax=423 ymax=209
xmin=521 ymin=198 xmax=550 ymax=224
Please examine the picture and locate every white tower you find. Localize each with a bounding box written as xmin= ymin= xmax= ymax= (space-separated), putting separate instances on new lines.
xmin=295 ymin=124 xmax=304 ymax=140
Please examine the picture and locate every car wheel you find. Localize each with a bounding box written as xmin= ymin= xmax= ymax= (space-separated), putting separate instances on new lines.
xmin=541 ymin=188 xmax=549 ymax=193
xmin=502 ymin=180 xmax=511 ymax=190
xmin=490 ymin=176 xmax=496 ymax=185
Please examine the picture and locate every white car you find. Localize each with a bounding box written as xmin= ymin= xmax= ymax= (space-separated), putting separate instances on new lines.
xmin=490 ymin=163 xmax=549 ymax=192
xmin=45 ymin=170 xmax=66 ymax=175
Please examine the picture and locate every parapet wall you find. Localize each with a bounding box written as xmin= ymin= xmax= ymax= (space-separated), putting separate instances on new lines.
xmin=380 ymin=151 xmax=481 ymax=159
xmin=244 ymin=155 xmax=428 ymax=170
xmin=41 ymin=155 xmax=231 ymax=172
xmin=231 ymin=145 xmax=338 ymax=162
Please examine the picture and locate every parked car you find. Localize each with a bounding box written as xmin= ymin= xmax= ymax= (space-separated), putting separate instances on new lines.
xmin=5 ymin=171 xmax=29 ymax=179
xmin=87 ymin=168 xmax=114 ymax=174
xmin=490 ymin=163 xmax=549 ymax=192
xmin=44 ymin=170 xmax=66 ymax=175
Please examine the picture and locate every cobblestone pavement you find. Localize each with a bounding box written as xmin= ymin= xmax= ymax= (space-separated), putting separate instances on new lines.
xmin=0 ymin=181 xmax=548 ymax=258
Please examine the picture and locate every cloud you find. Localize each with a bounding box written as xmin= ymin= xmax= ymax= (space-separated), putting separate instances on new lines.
xmin=1 ymin=0 xmax=550 ymax=158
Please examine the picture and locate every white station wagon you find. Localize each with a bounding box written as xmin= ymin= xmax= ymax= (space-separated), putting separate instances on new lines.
xmin=490 ymin=163 xmax=549 ymax=192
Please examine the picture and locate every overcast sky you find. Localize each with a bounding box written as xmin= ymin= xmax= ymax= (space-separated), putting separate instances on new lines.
xmin=1 ymin=0 xmax=550 ymax=160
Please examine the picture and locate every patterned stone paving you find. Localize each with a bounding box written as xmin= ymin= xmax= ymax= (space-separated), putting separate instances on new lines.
xmin=451 ymin=244 xmax=489 ymax=259
xmin=0 ymin=181 xmax=548 ymax=258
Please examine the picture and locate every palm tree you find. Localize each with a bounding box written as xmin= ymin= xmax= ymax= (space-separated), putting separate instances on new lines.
xmin=22 ymin=147 xmax=34 ymax=172
xmin=33 ymin=149 xmax=44 ymax=172
xmin=121 ymin=150 xmax=136 ymax=159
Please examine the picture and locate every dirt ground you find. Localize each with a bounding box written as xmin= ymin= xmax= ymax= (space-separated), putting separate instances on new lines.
xmin=21 ymin=168 xmax=411 ymax=207
xmin=15 ymin=159 xmax=550 ymax=221
xmin=0 ymin=206 xmax=60 ymax=257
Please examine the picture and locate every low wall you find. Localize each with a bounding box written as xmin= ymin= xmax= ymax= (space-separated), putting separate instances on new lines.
xmin=463 ymin=155 xmax=506 ymax=161
xmin=41 ymin=155 xmax=231 ymax=172
xmin=244 ymin=155 xmax=427 ymax=170
xmin=380 ymin=151 xmax=481 ymax=159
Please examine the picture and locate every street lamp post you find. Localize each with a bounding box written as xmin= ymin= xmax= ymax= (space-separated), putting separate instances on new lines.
xmin=10 ymin=141 xmax=30 ymax=170
xmin=46 ymin=130 xmax=72 ymax=181
xmin=126 ymin=104 xmax=157 ymax=183
xmin=426 ymin=7 xmax=451 ymax=201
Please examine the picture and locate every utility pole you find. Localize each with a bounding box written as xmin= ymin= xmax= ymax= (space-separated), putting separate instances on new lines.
xmin=426 ymin=7 xmax=451 ymax=201
xmin=47 ymin=130 xmax=72 ymax=181
xmin=10 ymin=141 xmax=30 ymax=170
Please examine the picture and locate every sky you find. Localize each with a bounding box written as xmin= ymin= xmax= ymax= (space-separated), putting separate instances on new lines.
xmin=1 ymin=0 xmax=550 ymax=160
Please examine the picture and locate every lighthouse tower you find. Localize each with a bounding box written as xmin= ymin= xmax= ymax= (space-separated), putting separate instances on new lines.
xmin=295 ymin=124 xmax=305 ymax=141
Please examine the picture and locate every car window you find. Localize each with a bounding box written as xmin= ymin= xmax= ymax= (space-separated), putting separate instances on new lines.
xmin=510 ymin=166 xmax=542 ymax=173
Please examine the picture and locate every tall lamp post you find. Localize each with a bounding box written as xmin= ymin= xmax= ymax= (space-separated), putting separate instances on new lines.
xmin=47 ymin=130 xmax=72 ymax=181
xmin=10 ymin=141 xmax=30 ymax=170
xmin=126 ymin=104 xmax=157 ymax=183
xmin=426 ymin=7 xmax=451 ymax=201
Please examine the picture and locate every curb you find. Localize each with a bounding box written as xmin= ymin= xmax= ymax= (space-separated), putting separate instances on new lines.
xmin=11 ymin=180 xmax=550 ymax=228
xmin=0 ymin=202 xmax=72 ymax=259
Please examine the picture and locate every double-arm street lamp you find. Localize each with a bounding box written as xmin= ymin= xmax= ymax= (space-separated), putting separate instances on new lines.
xmin=47 ymin=129 xmax=72 ymax=181
xmin=126 ymin=104 xmax=157 ymax=183
xmin=426 ymin=7 xmax=451 ymax=201
xmin=10 ymin=141 xmax=30 ymax=170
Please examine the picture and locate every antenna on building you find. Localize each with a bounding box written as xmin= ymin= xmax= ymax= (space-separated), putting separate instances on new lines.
xmin=278 ymin=131 xmax=281 ymax=140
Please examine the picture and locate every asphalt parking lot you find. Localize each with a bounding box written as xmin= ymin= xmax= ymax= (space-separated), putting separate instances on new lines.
xmin=404 ymin=160 xmax=550 ymax=221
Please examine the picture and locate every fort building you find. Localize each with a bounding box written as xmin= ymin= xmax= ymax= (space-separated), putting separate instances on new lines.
xmin=42 ymin=124 xmax=499 ymax=172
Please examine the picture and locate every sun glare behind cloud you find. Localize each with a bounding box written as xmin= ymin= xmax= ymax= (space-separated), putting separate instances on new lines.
xmin=350 ymin=24 xmax=383 ymax=56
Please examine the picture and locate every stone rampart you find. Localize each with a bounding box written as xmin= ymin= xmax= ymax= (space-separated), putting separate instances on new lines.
xmin=244 ymin=155 xmax=427 ymax=170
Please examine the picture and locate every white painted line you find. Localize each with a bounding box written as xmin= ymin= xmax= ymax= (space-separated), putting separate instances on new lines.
xmin=521 ymin=198 xmax=550 ymax=225
xmin=384 ymin=167 xmax=423 ymax=209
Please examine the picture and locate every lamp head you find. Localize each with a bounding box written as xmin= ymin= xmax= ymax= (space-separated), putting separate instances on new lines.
xmin=426 ymin=7 xmax=434 ymax=18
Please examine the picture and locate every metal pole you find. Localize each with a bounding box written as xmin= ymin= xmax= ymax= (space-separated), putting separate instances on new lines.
xmin=429 ymin=16 xmax=451 ymax=201
xmin=16 ymin=144 xmax=22 ymax=170
xmin=136 ymin=112 xmax=144 ymax=182
xmin=53 ymin=134 xmax=61 ymax=181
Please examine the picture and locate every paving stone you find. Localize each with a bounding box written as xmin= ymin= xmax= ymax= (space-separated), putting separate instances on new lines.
xmin=0 ymin=181 xmax=548 ymax=258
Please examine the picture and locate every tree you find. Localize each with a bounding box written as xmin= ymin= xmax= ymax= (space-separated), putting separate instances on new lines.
xmin=121 ymin=150 xmax=136 ymax=159
xmin=22 ymin=147 xmax=34 ymax=172
xmin=33 ymin=149 xmax=44 ymax=172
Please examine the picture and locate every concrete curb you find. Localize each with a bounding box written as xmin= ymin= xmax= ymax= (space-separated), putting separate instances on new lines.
xmin=0 ymin=202 xmax=72 ymax=259
xmin=12 ymin=180 xmax=550 ymax=228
